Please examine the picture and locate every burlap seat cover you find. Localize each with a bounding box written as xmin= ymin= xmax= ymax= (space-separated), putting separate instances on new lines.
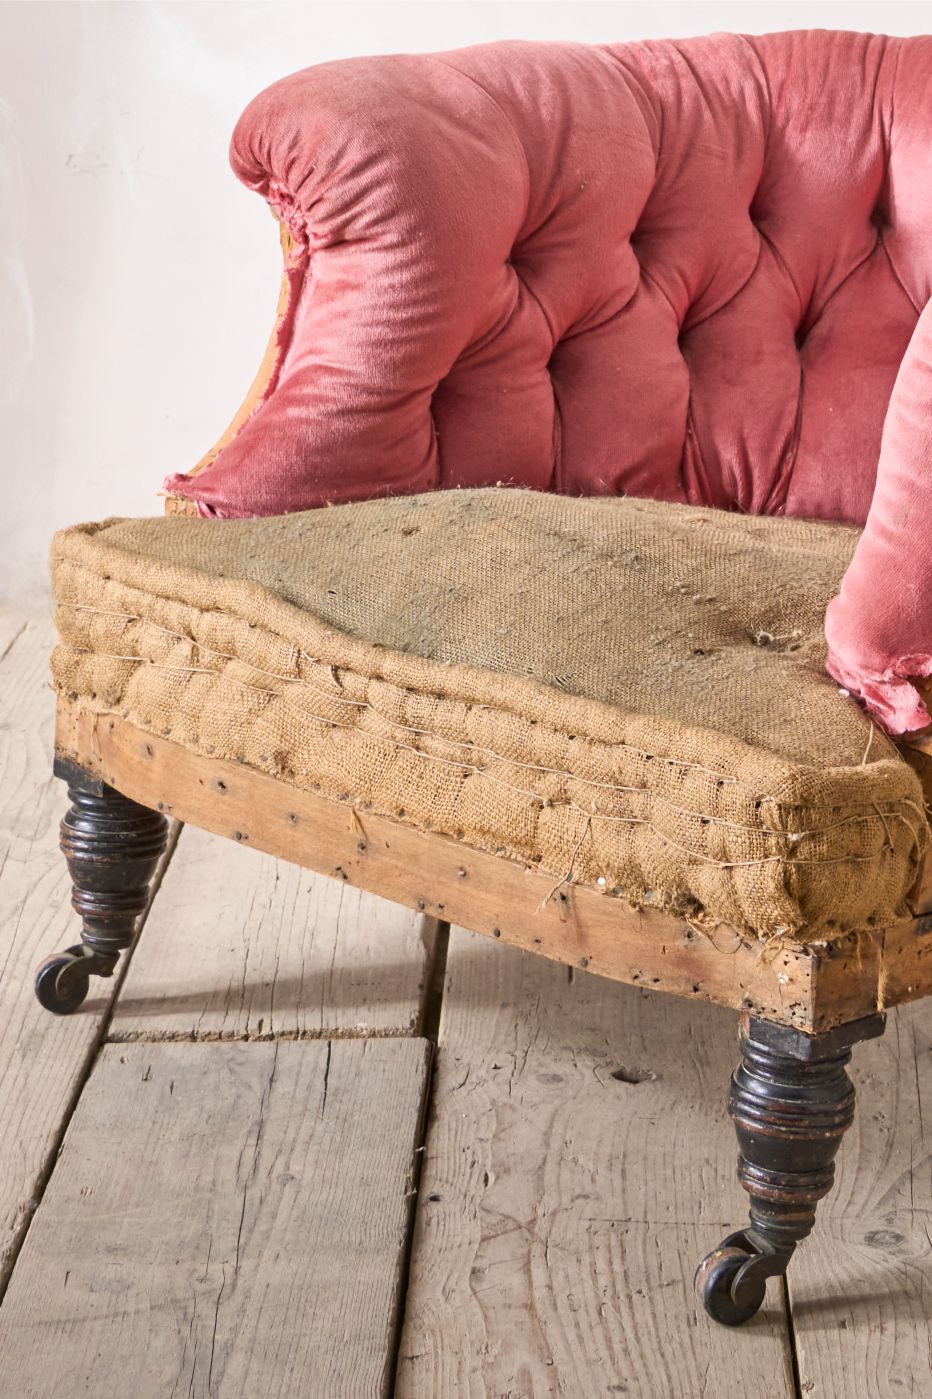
xmin=51 ymin=489 xmax=928 ymax=943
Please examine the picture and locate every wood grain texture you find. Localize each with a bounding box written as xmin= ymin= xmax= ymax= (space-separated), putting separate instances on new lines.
xmin=789 ymin=998 xmax=932 ymax=1398
xmin=0 ymin=608 xmax=30 ymax=661
xmin=112 ymin=822 xmax=439 ymax=1040
xmin=0 ymin=614 xmax=171 ymax=1290
xmin=0 ymin=1038 xmax=430 ymax=1399
xmin=396 ymin=926 xmax=795 ymax=1398
xmin=57 ymin=700 xmax=904 ymax=1035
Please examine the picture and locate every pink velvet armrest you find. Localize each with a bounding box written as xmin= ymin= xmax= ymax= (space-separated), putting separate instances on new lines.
xmin=826 ymin=298 xmax=932 ymax=734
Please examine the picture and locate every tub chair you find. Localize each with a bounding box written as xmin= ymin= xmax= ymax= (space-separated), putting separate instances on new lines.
xmin=39 ymin=31 xmax=932 ymax=1326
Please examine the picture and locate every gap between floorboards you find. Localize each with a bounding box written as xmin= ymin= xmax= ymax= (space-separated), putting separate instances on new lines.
xmin=0 ymin=818 xmax=182 ymax=1303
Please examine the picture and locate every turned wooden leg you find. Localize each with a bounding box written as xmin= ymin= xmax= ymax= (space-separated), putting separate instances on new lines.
xmin=34 ymin=759 xmax=169 ymax=1015
xmin=695 ymin=1011 xmax=886 ymax=1326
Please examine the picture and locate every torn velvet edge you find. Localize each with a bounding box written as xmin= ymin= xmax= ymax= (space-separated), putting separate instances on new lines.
xmin=162 ymin=186 xmax=309 ymax=518
xmin=825 ymin=649 xmax=932 ymax=736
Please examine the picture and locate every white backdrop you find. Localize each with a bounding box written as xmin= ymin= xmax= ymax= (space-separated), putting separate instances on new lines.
xmin=2 ymin=0 xmax=928 ymax=600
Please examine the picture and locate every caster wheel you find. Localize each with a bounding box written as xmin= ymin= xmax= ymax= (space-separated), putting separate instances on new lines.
xmin=34 ymin=945 xmax=91 ymax=1015
xmin=694 ymin=1245 xmax=767 ymax=1326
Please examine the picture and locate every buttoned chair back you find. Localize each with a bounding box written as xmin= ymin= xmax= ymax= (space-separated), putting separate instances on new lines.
xmin=164 ymin=32 xmax=932 ymax=731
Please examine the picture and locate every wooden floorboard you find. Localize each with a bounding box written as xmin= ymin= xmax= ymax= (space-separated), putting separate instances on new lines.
xmin=111 ymin=824 xmax=440 ymax=1040
xmin=0 ymin=607 xmax=30 ymax=661
xmin=0 ymin=1038 xmax=430 ymax=1399
xmin=789 ymin=998 xmax=932 ymax=1397
xmin=0 ymin=613 xmax=170 ymax=1292
xmin=395 ymin=926 xmax=796 ymax=1398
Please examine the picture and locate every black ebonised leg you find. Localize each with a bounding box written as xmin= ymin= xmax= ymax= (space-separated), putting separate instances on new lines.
xmin=34 ymin=760 xmax=169 ymax=1015
xmin=695 ymin=1011 xmax=886 ymax=1326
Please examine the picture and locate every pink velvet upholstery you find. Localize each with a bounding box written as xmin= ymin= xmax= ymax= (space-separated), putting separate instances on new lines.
xmin=825 ymin=298 xmax=932 ymax=731
xmin=164 ymin=32 xmax=932 ymax=732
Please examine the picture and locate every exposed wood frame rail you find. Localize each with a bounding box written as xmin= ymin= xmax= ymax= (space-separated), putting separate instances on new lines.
xmin=55 ymin=701 xmax=932 ymax=1036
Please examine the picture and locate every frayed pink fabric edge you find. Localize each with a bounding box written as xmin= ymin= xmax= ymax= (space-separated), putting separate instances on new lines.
xmin=163 ymin=195 xmax=309 ymax=522
xmin=825 ymin=651 xmax=932 ymax=735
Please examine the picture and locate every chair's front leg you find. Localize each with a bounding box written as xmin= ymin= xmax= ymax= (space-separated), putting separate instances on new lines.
xmin=34 ymin=760 xmax=169 ymax=1015
xmin=695 ymin=1011 xmax=886 ymax=1326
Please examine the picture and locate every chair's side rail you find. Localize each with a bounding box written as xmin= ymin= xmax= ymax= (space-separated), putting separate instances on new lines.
xmin=53 ymin=699 xmax=932 ymax=1034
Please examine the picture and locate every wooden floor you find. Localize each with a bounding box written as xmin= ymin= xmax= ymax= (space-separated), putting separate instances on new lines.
xmin=1 ymin=608 xmax=931 ymax=1397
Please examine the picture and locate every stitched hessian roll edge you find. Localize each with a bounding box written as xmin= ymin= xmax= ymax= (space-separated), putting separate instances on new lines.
xmin=48 ymin=517 xmax=929 ymax=945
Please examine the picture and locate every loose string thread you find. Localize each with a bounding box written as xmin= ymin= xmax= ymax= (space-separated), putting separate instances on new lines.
xmin=56 ymin=638 xmax=926 ymax=849
xmin=62 ymin=698 xmax=926 ymax=877
xmin=57 ymin=598 xmax=747 ymax=782
xmin=539 ymin=816 xmax=593 ymax=908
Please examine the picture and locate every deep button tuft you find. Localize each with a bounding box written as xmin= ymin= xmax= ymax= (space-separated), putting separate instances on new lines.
xmin=545 ymin=341 xmax=564 ymax=373
xmin=748 ymin=196 xmax=767 ymax=231
xmin=870 ymin=203 xmax=889 ymax=233
xmin=794 ymin=325 xmax=807 ymax=351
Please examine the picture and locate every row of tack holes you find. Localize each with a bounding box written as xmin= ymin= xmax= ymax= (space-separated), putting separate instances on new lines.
xmin=117 ymin=716 xmax=892 ymax=1031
